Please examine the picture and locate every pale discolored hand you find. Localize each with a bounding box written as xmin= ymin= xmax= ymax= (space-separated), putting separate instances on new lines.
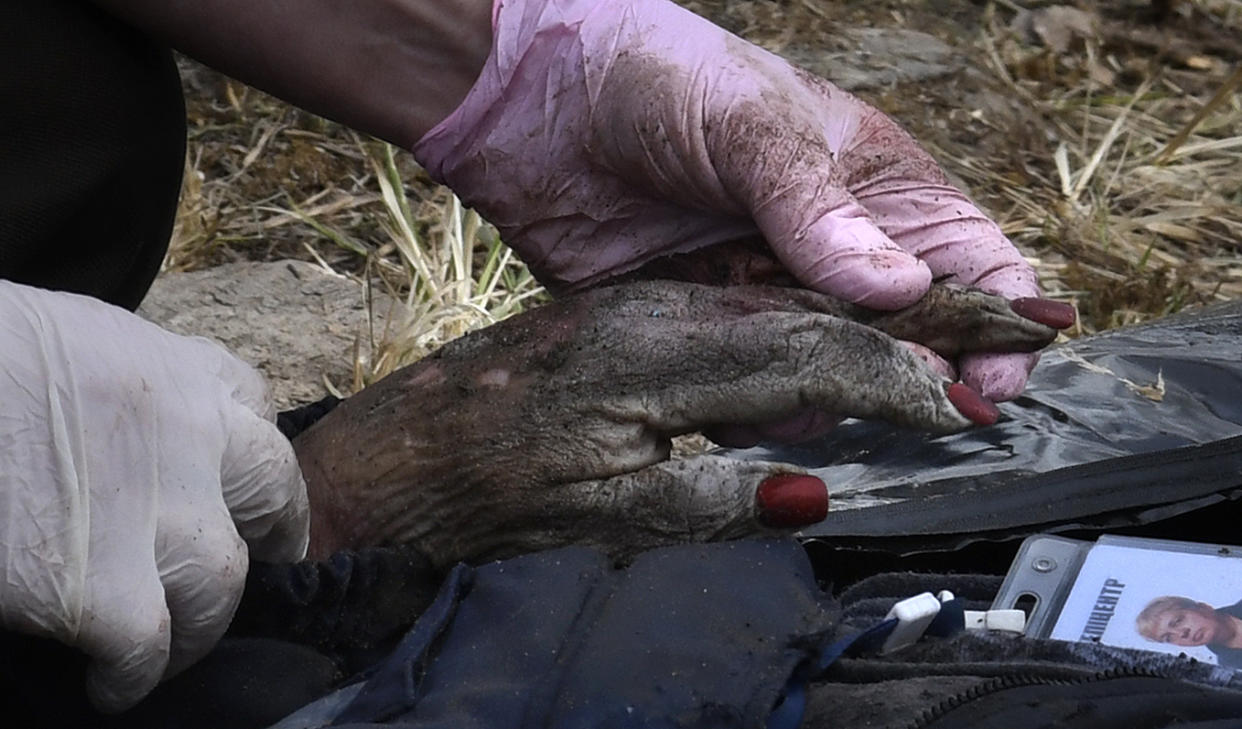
xmin=294 ymin=280 xmax=1067 ymax=568
xmin=619 ymin=241 xmax=1073 ymax=445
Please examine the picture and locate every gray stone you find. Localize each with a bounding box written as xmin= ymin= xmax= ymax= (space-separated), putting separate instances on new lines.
xmin=138 ymin=260 xmax=393 ymax=409
xmin=784 ymin=28 xmax=961 ymax=90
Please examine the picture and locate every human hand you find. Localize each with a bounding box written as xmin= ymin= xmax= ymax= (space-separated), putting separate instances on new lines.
xmin=615 ymin=238 xmax=1073 ymax=445
xmin=415 ymin=0 xmax=1046 ymax=402
xmin=0 ymin=282 xmax=309 ymax=712
xmin=294 ymin=280 xmax=1064 ymax=567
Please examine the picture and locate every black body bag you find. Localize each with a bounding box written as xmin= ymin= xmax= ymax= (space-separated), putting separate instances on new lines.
xmin=746 ymin=298 xmax=1242 ymax=581
xmin=277 ymin=300 xmax=1242 ymax=729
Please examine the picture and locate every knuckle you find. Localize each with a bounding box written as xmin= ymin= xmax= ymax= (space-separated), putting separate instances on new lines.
xmin=87 ymin=596 xmax=169 ymax=650
xmin=158 ymin=515 xmax=249 ymax=598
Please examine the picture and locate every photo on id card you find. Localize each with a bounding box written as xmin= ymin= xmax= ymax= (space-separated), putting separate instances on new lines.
xmin=994 ymin=534 xmax=1242 ymax=670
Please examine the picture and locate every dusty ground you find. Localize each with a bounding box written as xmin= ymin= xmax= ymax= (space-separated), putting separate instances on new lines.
xmin=159 ymin=0 xmax=1242 ymax=397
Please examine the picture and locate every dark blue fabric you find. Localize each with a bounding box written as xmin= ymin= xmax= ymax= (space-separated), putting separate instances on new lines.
xmin=766 ymin=617 xmax=900 ymax=729
xmin=768 ymin=596 xmax=967 ymax=728
xmin=334 ymin=564 xmax=475 ymax=724
xmin=323 ymin=539 xmax=834 ymax=729
xmin=925 ymin=599 xmax=966 ymax=638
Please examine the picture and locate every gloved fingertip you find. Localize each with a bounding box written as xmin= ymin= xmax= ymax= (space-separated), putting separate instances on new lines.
xmin=246 ymin=500 xmax=311 ymax=563
xmin=961 ymin=352 xmax=1037 ymax=402
xmin=975 ymin=374 xmax=1026 ymax=403
xmin=85 ymin=662 xmax=158 ymax=714
xmin=756 ymin=474 xmax=828 ymax=528
xmin=811 ymin=251 xmax=932 ymax=311
xmin=946 ymin=383 xmax=1000 ymax=426
xmin=784 ymin=212 xmax=932 ymax=309
xmin=755 ymin=409 xmax=838 ymax=443
xmin=1011 ymin=298 xmax=1076 ymax=330
xmin=221 ymin=410 xmax=311 ymax=562
xmin=900 ymin=341 xmax=957 ymax=381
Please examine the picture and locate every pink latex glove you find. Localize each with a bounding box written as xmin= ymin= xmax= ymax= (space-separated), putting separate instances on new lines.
xmin=414 ymin=0 xmax=1041 ymax=401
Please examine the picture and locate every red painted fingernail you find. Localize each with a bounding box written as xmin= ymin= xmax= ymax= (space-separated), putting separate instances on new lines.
xmin=947 ymin=383 xmax=1000 ymax=426
xmin=757 ymin=474 xmax=828 ymax=528
xmin=1011 ymin=298 xmax=1076 ymax=329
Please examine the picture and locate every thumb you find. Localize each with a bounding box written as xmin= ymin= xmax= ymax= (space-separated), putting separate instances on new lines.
xmin=550 ymin=456 xmax=829 ymax=559
xmin=711 ymin=106 xmax=931 ymax=308
xmin=767 ymin=197 xmax=932 ymax=309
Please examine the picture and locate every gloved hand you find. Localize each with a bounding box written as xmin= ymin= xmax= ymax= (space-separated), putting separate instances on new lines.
xmin=0 ymin=282 xmax=309 ymax=712
xmin=414 ymin=0 xmax=1044 ymax=403
xmin=294 ymin=280 xmax=1067 ymax=567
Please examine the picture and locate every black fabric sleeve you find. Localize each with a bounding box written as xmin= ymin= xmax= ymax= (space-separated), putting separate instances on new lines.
xmin=278 ymin=394 xmax=344 ymax=439
xmin=0 ymin=547 xmax=444 ymax=729
xmin=0 ymin=0 xmax=185 ymax=310
xmin=229 ymin=547 xmax=445 ymax=675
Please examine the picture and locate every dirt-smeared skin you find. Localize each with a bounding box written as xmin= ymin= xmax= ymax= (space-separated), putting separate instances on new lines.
xmin=294 ymin=280 xmax=1061 ymax=567
xmin=620 ymin=239 xmax=1060 ymax=358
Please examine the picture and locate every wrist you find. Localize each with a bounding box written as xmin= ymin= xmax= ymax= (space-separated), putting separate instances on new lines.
xmin=91 ymin=0 xmax=493 ymax=148
xmin=415 ymin=0 xmax=597 ymax=176
xmin=294 ymin=363 xmax=459 ymax=559
xmin=298 ymin=453 xmax=352 ymax=560
xmin=394 ymin=0 xmax=496 ymax=143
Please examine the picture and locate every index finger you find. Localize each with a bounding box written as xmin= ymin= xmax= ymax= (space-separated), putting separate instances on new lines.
xmin=837 ymin=111 xmax=1040 ymax=300
xmin=220 ymin=405 xmax=310 ymax=563
xmin=700 ymin=76 xmax=935 ymax=309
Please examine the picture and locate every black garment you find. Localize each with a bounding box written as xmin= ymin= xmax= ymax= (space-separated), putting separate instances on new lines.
xmin=326 ymin=540 xmax=832 ymax=729
xmin=1208 ymin=599 xmax=1242 ymax=669
xmin=0 ymin=546 xmax=444 ymax=729
xmin=0 ymin=0 xmax=184 ymax=310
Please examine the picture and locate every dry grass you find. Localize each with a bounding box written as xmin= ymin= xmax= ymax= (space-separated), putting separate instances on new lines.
xmin=958 ymin=0 xmax=1242 ymax=333
xmin=171 ymin=66 xmax=545 ymax=389
xmin=168 ymin=0 xmax=1241 ymax=393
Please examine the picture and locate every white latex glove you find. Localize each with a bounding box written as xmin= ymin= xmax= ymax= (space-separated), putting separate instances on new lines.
xmin=0 ymin=281 xmax=309 ymax=712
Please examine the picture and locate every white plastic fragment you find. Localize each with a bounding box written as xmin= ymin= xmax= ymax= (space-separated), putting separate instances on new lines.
xmin=963 ymin=609 xmax=1027 ymax=634
xmin=881 ymin=592 xmax=942 ymax=654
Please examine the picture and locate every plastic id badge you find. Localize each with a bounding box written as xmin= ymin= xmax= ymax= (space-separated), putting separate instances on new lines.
xmin=993 ymin=534 xmax=1242 ymax=670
